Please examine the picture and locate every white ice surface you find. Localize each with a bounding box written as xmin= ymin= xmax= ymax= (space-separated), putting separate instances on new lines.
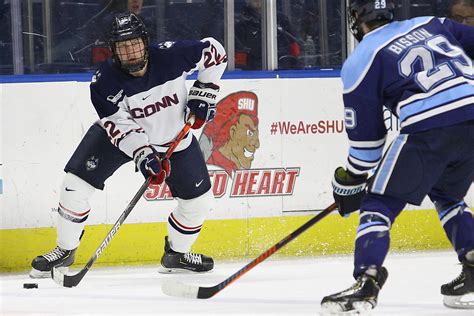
xmin=1 ymin=251 xmax=473 ymax=315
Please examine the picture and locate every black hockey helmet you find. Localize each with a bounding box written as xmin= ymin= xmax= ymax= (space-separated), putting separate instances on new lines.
xmin=109 ymin=11 xmax=149 ymax=73
xmin=348 ymin=0 xmax=395 ymax=41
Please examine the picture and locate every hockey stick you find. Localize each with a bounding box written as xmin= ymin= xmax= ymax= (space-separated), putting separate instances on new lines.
xmin=162 ymin=202 xmax=337 ymax=299
xmin=52 ymin=119 xmax=194 ymax=288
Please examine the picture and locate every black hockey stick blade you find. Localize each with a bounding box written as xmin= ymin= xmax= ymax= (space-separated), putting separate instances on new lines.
xmin=162 ymin=202 xmax=337 ymax=299
xmin=52 ymin=120 xmax=193 ymax=288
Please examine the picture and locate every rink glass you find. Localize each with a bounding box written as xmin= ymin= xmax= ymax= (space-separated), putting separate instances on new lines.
xmin=0 ymin=0 xmax=459 ymax=75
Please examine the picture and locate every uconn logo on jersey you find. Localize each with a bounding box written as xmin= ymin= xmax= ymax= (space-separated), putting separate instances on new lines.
xmin=130 ymin=93 xmax=180 ymax=119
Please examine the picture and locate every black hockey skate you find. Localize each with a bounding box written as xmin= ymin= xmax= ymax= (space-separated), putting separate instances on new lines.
xmin=29 ymin=246 xmax=77 ymax=278
xmin=159 ymin=236 xmax=214 ymax=273
xmin=321 ymin=266 xmax=388 ymax=313
xmin=441 ymin=258 xmax=474 ymax=309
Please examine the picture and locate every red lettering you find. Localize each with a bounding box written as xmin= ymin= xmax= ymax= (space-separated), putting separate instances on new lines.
xmin=318 ymin=120 xmax=326 ymax=133
xmin=279 ymin=121 xmax=290 ymax=134
xmin=326 ymin=120 xmax=335 ymax=133
xmin=144 ymin=183 xmax=173 ymax=200
xmin=285 ymin=169 xmax=300 ymax=194
xmin=144 ymin=184 xmax=160 ymax=200
xmin=297 ymin=121 xmax=306 ymax=134
xmin=336 ymin=120 xmax=344 ymax=133
xmin=290 ymin=124 xmax=297 ymax=134
xmin=231 ymin=171 xmax=249 ymax=196
xmin=210 ymin=171 xmax=228 ymax=197
xmin=271 ymin=170 xmax=286 ymax=194
xmin=159 ymin=184 xmax=173 ymax=199
xmin=256 ymin=171 xmax=272 ymax=195
xmin=246 ymin=171 xmax=260 ymax=195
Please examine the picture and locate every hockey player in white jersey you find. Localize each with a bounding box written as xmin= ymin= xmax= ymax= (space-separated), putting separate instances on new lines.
xmin=30 ymin=12 xmax=227 ymax=277
xmin=321 ymin=0 xmax=474 ymax=313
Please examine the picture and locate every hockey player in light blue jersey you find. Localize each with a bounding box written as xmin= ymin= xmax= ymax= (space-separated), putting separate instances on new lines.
xmin=30 ymin=12 xmax=227 ymax=278
xmin=322 ymin=0 xmax=474 ymax=313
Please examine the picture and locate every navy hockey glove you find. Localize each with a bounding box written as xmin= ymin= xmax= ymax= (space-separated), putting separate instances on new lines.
xmin=186 ymin=80 xmax=220 ymax=129
xmin=332 ymin=167 xmax=368 ymax=216
xmin=133 ymin=146 xmax=171 ymax=185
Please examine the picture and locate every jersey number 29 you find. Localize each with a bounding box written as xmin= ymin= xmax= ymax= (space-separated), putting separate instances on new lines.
xmin=399 ymin=35 xmax=472 ymax=91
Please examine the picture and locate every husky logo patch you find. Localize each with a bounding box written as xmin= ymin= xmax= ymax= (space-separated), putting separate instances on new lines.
xmin=86 ymin=156 xmax=99 ymax=171
xmin=158 ymin=41 xmax=175 ymax=49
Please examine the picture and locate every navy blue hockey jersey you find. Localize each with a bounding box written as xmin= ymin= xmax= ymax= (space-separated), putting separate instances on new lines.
xmin=89 ymin=38 xmax=227 ymax=157
xmin=341 ymin=17 xmax=474 ymax=175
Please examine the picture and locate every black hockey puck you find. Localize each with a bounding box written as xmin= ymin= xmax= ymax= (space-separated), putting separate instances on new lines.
xmin=23 ymin=283 xmax=38 ymax=289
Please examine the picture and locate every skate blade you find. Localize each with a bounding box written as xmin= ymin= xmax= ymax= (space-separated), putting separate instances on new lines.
xmin=443 ymin=293 xmax=474 ymax=309
xmin=353 ymin=301 xmax=374 ymax=313
xmin=320 ymin=302 xmax=360 ymax=315
xmin=321 ymin=301 xmax=374 ymax=315
xmin=157 ymin=265 xmax=213 ymax=274
xmin=29 ymin=266 xmax=69 ymax=279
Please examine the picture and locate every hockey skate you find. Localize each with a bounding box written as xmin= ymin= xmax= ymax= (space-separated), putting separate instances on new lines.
xmin=321 ymin=266 xmax=388 ymax=313
xmin=159 ymin=236 xmax=214 ymax=273
xmin=441 ymin=257 xmax=474 ymax=309
xmin=30 ymin=246 xmax=77 ymax=278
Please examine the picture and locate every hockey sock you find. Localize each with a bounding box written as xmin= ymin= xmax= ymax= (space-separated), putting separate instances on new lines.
xmin=353 ymin=211 xmax=391 ymax=278
xmin=167 ymin=189 xmax=214 ymax=253
xmin=436 ymin=200 xmax=474 ymax=261
xmin=57 ymin=173 xmax=95 ymax=250
xmin=353 ymin=194 xmax=405 ymax=278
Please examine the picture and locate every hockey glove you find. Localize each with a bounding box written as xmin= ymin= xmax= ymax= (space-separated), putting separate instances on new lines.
xmin=133 ymin=146 xmax=171 ymax=185
xmin=186 ymin=80 xmax=220 ymax=129
xmin=332 ymin=167 xmax=368 ymax=217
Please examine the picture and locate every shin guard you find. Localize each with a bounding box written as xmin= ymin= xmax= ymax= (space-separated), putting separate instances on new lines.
xmin=57 ymin=173 xmax=95 ymax=250
xmin=167 ymin=189 xmax=214 ymax=253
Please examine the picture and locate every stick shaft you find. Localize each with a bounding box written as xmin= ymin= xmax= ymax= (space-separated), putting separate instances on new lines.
xmin=198 ymin=202 xmax=337 ymax=298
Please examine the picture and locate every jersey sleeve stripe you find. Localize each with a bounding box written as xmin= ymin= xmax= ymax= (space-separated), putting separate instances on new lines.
xmin=346 ymin=163 xmax=372 ymax=175
xmin=349 ymin=137 xmax=386 ymax=148
xmin=349 ymin=146 xmax=384 ymax=161
xmin=348 ymin=156 xmax=380 ymax=168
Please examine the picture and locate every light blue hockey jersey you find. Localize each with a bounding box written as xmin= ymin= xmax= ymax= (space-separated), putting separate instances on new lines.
xmin=341 ymin=17 xmax=474 ymax=175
